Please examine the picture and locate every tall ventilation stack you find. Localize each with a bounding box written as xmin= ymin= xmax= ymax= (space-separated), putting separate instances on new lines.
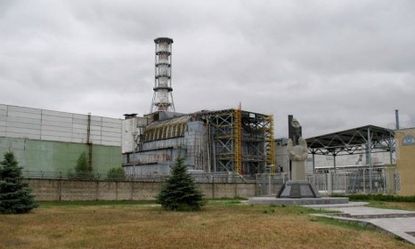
xmin=150 ymin=37 xmax=175 ymax=113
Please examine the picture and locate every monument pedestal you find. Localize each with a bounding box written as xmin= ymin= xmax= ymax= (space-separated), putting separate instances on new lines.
xmin=277 ymin=180 xmax=320 ymax=198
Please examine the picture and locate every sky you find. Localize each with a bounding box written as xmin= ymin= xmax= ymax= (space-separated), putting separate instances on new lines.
xmin=0 ymin=0 xmax=414 ymax=137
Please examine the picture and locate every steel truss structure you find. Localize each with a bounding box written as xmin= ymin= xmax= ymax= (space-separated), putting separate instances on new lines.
xmin=306 ymin=125 xmax=395 ymax=157
xmin=198 ymin=109 xmax=275 ymax=175
xmin=306 ymin=125 xmax=395 ymax=192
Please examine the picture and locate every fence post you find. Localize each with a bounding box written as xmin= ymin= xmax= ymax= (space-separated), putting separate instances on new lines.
xmin=211 ymin=176 xmax=215 ymax=199
xmin=95 ymin=180 xmax=99 ymax=201
xmin=130 ymin=181 xmax=134 ymax=200
xmin=363 ymin=170 xmax=366 ymax=193
xmin=58 ymin=179 xmax=62 ymax=201
xmin=115 ymin=181 xmax=119 ymax=200
xmin=344 ymin=174 xmax=348 ymax=194
xmin=327 ymin=172 xmax=332 ymax=195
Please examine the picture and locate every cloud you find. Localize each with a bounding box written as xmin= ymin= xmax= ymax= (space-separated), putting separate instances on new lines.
xmin=0 ymin=0 xmax=414 ymax=138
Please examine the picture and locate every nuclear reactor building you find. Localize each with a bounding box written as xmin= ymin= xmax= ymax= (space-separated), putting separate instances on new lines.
xmin=122 ymin=37 xmax=276 ymax=177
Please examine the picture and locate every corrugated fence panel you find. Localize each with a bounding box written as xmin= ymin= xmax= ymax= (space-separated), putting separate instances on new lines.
xmin=41 ymin=119 xmax=73 ymax=128
xmin=5 ymin=120 xmax=41 ymax=130
xmin=102 ymin=126 xmax=121 ymax=133
xmin=6 ymin=131 xmax=41 ymax=140
xmin=101 ymin=140 xmax=120 ymax=146
xmin=42 ymin=109 xmax=73 ymax=118
xmin=7 ymin=110 xmax=41 ymax=120
xmin=41 ymin=115 xmax=72 ymax=124
xmin=0 ymin=105 xmax=5 ymax=136
xmin=90 ymin=136 xmax=102 ymax=144
xmin=102 ymin=118 xmax=122 ymax=128
xmin=0 ymin=123 xmax=5 ymax=136
xmin=8 ymin=105 xmax=41 ymax=114
xmin=41 ymin=125 xmax=73 ymax=133
xmin=41 ymin=130 xmax=73 ymax=139
xmin=6 ymin=116 xmax=41 ymax=126
xmin=0 ymin=104 xmax=7 ymax=114
xmin=6 ymin=125 xmax=41 ymax=137
xmin=41 ymin=135 xmax=73 ymax=142
xmin=1 ymin=104 xmax=122 ymax=146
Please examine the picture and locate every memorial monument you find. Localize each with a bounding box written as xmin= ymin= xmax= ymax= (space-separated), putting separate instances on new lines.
xmin=277 ymin=116 xmax=319 ymax=198
xmin=248 ymin=115 xmax=348 ymax=205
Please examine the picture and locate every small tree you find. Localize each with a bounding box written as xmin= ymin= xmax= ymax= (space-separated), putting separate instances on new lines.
xmin=157 ymin=158 xmax=205 ymax=211
xmin=107 ymin=167 xmax=125 ymax=180
xmin=74 ymin=152 xmax=93 ymax=179
xmin=0 ymin=152 xmax=38 ymax=214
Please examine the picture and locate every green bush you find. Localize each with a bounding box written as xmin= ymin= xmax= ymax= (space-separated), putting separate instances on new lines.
xmin=73 ymin=152 xmax=94 ymax=179
xmin=107 ymin=167 xmax=125 ymax=180
xmin=0 ymin=152 xmax=38 ymax=214
xmin=157 ymin=158 xmax=205 ymax=211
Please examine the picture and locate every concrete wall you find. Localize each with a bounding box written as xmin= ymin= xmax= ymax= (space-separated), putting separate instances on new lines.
xmin=396 ymin=128 xmax=415 ymax=196
xmin=25 ymin=179 xmax=256 ymax=201
xmin=0 ymin=137 xmax=121 ymax=175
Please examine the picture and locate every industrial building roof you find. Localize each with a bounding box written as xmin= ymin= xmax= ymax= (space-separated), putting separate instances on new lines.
xmin=306 ymin=125 xmax=395 ymax=156
xmin=145 ymin=115 xmax=191 ymax=129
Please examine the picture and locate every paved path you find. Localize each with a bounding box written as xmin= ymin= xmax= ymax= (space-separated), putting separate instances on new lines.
xmin=305 ymin=202 xmax=415 ymax=245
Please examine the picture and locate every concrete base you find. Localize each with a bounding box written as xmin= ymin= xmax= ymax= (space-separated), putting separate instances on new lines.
xmin=277 ymin=180 xmax=320 ymax=198
xmin=248 ymin=197 xmax=349 ymax=205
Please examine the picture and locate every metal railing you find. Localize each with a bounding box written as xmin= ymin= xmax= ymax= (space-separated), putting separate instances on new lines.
xmin=307 ymin=166 xmax=400 ymax=195
xmin=255 ymin=173 xmax=288 ymax=196
xmin=22 ymin=166 xmax=400 ymax=195
xmin=21 ymin=170 xmax=255 ymax=183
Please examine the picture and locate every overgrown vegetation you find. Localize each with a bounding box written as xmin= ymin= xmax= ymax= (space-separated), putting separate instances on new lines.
xmin=157 ymin=158 xmax=205 ymax=211
xmin=106 ymin=167 xmax=125 ymax=180
xmin=0 ymin=152 xmax=38 ymax=214
xmin=68 ymin=152 xmax=94 ymax=179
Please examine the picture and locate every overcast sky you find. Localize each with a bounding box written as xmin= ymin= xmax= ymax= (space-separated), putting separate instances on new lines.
xmin=1 ymin=0 xmax=414 ymax=137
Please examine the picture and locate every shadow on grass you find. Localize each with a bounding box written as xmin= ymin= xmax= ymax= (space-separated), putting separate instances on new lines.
xmin=39 ymin=200 xmax=158 ymax=208
xmin=39 ymin=198 xmax=248 ymax=208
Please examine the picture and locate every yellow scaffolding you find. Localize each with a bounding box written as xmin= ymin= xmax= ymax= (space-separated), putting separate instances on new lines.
xmin=234 ymin=108 xmax=242 ymax=174
xmin=265 ymin=115 xmax=276 ymax=173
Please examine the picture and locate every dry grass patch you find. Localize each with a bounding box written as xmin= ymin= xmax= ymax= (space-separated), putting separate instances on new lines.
xmin=0 ymin=201 xmax=414 ymax=249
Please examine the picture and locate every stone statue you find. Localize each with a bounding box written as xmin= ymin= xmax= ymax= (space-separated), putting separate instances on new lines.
xmin=277 ymin=115 xmax=319 ymax=198
xmin=287 ymin=137 xmax=308 ymax=181
xmin=287 ymin=117 xmax=307 ymax=181
xmin=287 ymin=137 xmax=308 ymax=161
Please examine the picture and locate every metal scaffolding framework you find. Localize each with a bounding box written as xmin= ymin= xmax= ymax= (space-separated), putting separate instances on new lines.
xmin=234 ymin=108 xmax=243 ymax=174
xmin=265 ymin=115 xmax=276 ymax=173
xmin=199 ymin=109 xmax=275 ymax=175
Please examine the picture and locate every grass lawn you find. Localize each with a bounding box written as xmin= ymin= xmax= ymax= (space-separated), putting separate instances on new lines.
xmin=366 ymin=201 xmax=415 ymax=211
xmin=1 ymin=200 xmax=414 ymax=249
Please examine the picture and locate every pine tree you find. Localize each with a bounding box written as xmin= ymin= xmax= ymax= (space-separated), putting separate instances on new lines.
xmin=158 ymin=158 xmax=205 ymax=211
xmin=0 ymin=152 xmax=38 ymax=214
